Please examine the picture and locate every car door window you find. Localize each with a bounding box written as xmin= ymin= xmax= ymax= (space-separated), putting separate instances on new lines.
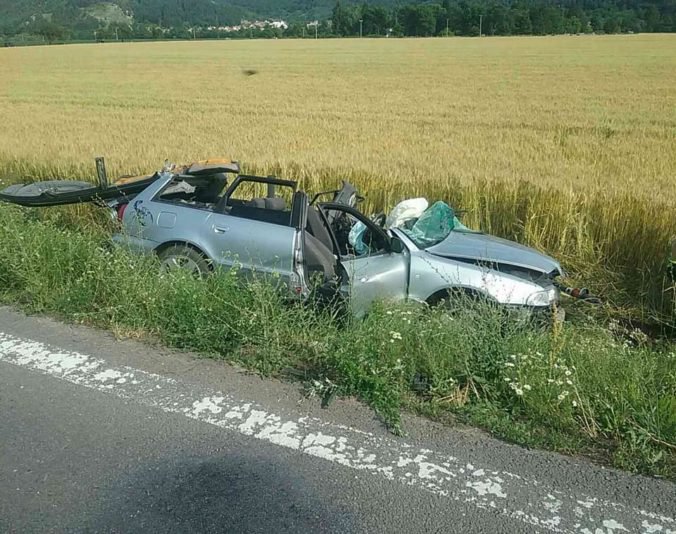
xmin=219 ymin=177 xmax=296 ymax=227
xmin=320 ymin=207 xmax=388 ymax=258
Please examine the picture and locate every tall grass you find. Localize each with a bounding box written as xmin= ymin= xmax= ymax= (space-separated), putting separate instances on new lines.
xmin=0 ymin=204 xmax=673 ymax=477
xmin=0 ymin=36 xmax=674 ymax=322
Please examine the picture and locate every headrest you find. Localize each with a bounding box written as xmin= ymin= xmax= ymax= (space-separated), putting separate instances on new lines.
xmin=247 ymin=198 xmax=266 ymax=209
xmin=265 ymin=197 xmax=286 ymax=211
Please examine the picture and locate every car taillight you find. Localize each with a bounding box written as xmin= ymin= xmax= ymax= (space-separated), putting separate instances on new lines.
xmin=116 ymin=203 xmax=128 ymax=221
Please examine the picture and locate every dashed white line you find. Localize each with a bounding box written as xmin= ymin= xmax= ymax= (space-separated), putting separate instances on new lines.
xmin=0 ymin=331 xmax=673 ymax=533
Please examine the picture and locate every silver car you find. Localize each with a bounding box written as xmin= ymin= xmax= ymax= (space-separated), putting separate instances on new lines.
xmin=110 ymin=167 xmax=563 ymax=316
xmin=0 ymin=160 xmax=564 ymax=316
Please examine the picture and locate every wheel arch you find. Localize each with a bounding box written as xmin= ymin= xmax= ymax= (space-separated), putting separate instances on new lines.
xmin=154 ymin=240 xmax=214 ymax=270
xmin=425 ymin=286 xmax=496 ymax=307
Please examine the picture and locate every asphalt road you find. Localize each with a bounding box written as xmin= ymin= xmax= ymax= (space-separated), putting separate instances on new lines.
xmin=0 ymin=307 xmax=674 ymax=534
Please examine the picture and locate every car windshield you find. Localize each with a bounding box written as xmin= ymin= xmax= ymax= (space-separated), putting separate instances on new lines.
xmin=400 ymin=201 xmax=476 ymax=249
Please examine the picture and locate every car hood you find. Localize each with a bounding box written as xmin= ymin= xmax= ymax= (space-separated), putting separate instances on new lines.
xmin=426 ymin=231 xmax=563 ymax=276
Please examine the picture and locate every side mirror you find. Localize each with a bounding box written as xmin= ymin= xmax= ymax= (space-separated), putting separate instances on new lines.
xmin=390 ymin=237 xmax=405 ymax=254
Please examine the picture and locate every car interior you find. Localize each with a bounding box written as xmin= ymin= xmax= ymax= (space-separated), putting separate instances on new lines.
xmin=156 ymin=173 xmax=294 ymax=226
xmin=303 ymin=206 xmax=388 ymax=284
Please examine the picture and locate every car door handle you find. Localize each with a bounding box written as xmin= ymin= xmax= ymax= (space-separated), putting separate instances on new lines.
xmin=213 ymin=226 xmax=230 ymax=234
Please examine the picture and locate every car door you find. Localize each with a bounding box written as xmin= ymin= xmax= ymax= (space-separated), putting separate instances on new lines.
xmin=203 ymin=177 xmax=300 ymax=290
xmin=318 ymin=203 xmax=410 ymax=316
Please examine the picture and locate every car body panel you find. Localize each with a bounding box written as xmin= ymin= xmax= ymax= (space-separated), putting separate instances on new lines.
xmin=392 ymin=228 xmax=559 ymax=308
xmin=115 ymin=173 xmax=298 ymax=287
xmin=407 ymin=250 xmax=557 ymax=307
xmin=427 ymin=231 xmax=563 ymax=276
xmin=341 ymin=251 xmax=410 ymax=317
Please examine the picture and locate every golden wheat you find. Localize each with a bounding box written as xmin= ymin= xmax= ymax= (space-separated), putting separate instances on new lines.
xmin=0 ymin=35 xmax=674 ymax=320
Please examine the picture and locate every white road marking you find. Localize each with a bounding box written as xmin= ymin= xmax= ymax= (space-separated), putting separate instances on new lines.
xmin=0 ymin=331 xmax=673 ymax=533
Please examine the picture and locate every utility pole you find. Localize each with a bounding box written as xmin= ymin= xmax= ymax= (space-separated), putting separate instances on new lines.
xmin=479 ymin=14 xmax=483 ymax=36
xmin=359 ymin=19 xmax=363 ymax=38
xmin=115 ymin=27 xmax=119 ymax=41
xmin=446 ymin=18 xmax=449 ymax=36
xmin=315 ymin=22 xmax=318 ymax=39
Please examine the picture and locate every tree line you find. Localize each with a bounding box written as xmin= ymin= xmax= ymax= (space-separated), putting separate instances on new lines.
xmin=2 ymin=0 xmax=674 ymax=44
xmin=331 ymin=0 xmax=675 ymax=37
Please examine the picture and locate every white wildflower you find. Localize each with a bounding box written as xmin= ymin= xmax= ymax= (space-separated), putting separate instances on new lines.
xmin=504 ymin=362 xmax=515 ymax=367
xmin=572 ymin=400 xmax=578 ymax=408
xmin=565 ymin=370 xmax=572 ymax=376
xmin=504 ymin=377 xmax=511 ymax=382
xmin=514 ymin=388 xmax=524 ymax=396
xmin=566 ymin=379 xmax=573 ymax=386
xmin=523 ymin=384 xmax=532 ymax=391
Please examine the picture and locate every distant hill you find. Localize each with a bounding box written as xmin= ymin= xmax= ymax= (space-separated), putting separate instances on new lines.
xmin=0 ymin=0 xmax=365 ymax=30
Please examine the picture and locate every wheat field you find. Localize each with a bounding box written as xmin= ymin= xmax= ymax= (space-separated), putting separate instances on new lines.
xmin=0 ymin=35 xmax=674 ymax=320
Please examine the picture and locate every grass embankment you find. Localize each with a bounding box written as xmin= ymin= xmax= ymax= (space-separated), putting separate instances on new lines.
xmin=0 ymin=204 xmax=673 ymax=478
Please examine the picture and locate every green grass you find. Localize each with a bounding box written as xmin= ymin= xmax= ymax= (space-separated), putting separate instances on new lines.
xmin=0 ymin=203 xmax=674 ymax=478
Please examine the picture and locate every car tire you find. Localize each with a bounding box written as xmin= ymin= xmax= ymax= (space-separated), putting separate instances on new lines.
xmin=157 ymin=244 xmax=211 ymax=277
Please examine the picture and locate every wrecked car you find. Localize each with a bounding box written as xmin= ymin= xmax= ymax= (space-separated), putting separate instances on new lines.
xmin=0 ymin=158 xmax=566 ymax=317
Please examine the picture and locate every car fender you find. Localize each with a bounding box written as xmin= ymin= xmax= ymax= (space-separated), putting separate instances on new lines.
xmin=154 ymin=239 xmax=212 ymax=263
xmin=408 ymin=251 xmax=550 ymax=307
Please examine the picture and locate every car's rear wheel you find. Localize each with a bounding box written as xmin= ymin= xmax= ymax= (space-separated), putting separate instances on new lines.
xmin=157 ymin=245 xmax=211 ymax=277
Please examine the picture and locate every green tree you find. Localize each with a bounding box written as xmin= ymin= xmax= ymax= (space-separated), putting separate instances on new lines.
xmin=332 ymin=0 xmax=351 ymax=36
xmin=33 ymin=19 xmax=68 ymax=43
xmin=513 ymin=7 xmax=532 ymax=35
xmin=361 ymin=4 xmax=390 ymax=36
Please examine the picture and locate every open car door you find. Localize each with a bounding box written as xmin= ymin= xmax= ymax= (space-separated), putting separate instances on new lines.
xmin=318 ymin=202 xmax=409 ymax=316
